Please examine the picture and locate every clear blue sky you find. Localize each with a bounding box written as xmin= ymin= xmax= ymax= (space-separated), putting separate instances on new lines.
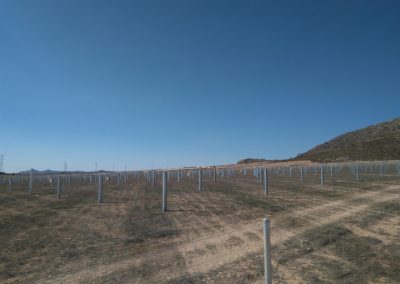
xmin=1 ymin=0 xmax=399 ymax=172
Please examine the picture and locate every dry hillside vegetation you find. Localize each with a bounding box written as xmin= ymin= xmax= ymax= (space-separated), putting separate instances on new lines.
xmin=295 ymin=118 xmax=400 ymax=161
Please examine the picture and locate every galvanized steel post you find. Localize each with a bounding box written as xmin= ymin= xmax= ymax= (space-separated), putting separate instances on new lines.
xmin=300 ymin=165 xmax=304 ymax=182
xmin=263 ymin=218 xmax=272 ymax=284
xmin=320 ymin=164 xmax=324 ymax=185
xmin=198 ymin=168 xmax=203 ymax=192
xmin=98 ymin=175 xmax=104 ymax=203
xmin=264 ymin=168 xmax=269 ymax=195
xmin=28 ymin=169 xmax=33 ymax=195
xmin=356 ymin=164 xmax=359 ymax=181
xmin=57 ymin=176 xmax=61 ymax=199
xmin=162 ymin=172 xmax=168 ymax=212
xmin=213 ymin=167 xmax=217 ymax=182
xmin=397 ymin=160 xmax=400 ymax=175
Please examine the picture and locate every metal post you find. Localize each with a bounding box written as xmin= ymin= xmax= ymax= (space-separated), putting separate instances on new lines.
xmin=397 ymin=160 xmax=400 ymax=176
xmin=152 ymin=171 xmax=156 ymax=188
xmin=198 ymin=168 xmax=203 ymax=192
xmin=320 ymin=164 xmax=324 ymax=185
xmin=8 ymin=177 xmax=12 ymax=192
xmin=264 ymin=168 xmax=269 ymax=195
xmin=28 ymin=169 xmax=33 ymax=195
xmin=57 ymin=176 xmax=61 ymax=199
xmin=98 ymin=175 xmax=104 ymax=203
xmin=263 ymin=218 xmax=272 ymax=284
xmin=213 ymin=167 xmax=217 ymax=182
xmin=162 ymin=172 xmax=168 ymax=212
xmin=300 ymin=165 xmax=303 ymax=182
xmin=356 ymin=164 xmax=359 ymax=181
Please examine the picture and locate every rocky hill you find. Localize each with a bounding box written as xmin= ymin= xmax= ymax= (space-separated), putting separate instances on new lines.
xmin=295 ymin=118 xmax=400 ymax=162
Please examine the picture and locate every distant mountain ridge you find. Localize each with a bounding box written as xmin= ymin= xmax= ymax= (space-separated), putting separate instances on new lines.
xmin=295 ymin=117 xmax=400 ymax=162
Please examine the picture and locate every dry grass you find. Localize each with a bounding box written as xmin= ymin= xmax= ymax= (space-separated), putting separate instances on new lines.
xmin=0 ymin=172 xmax=399 ymax=283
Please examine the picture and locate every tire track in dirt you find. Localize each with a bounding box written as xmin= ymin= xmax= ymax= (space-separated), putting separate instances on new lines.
xmin=166 ymin=185 xmax=400 ymax=279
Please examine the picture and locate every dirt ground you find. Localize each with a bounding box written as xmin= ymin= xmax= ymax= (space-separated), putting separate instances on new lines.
xmin=1 ymin=169 xmax=399 ymax=283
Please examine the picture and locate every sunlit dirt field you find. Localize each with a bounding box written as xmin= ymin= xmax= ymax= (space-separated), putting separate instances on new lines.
xmin=1 ymin=165 xmax=399 ymax=283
